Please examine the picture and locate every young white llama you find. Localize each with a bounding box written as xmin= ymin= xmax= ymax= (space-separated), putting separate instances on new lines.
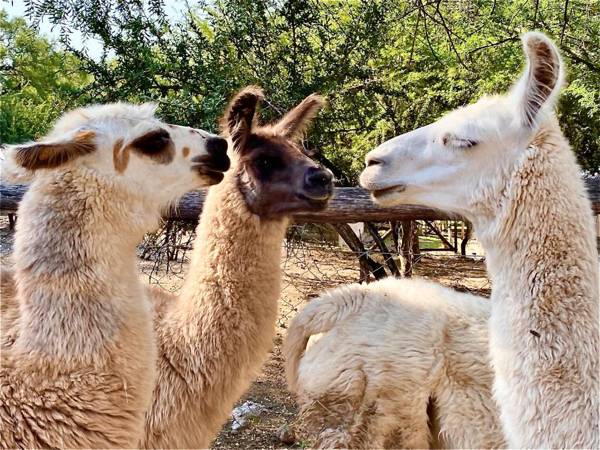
xmin=140 ymin=87 xmax=334 ymax=448
xmin=0 ymin=103 xmax=229 ymax=448
xmin=360 ymin=32 xmax=599 ymax=448
xmin=284 ymin=277 xmax=505 ymax=449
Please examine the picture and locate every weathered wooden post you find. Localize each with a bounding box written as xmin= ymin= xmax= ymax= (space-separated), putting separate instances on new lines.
xmin=400 ymin=220 xmax=418 ymax=277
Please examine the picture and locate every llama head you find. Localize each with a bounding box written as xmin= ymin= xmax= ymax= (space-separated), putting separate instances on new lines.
xmin=360 ymin=32 xmax=564 ymax=218
xmin=221 ymin=86 xmax=334 ymax=218
xmin=1 ymin=102 xmax=229 ymax=206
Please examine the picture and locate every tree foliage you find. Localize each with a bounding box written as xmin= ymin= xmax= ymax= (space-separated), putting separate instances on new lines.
xmin=0 ymin=11 xmax=91 ymax=143
xmin=3 ymin=0 xmax=599 ymax=177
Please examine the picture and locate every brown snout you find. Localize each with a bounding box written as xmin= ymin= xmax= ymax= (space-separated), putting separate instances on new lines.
xmin=302 ymin=166 xmax=333 ymax=201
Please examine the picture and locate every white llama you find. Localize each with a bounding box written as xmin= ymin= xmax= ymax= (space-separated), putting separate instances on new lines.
xmin=284 ymin=277 xmax=505 ymax=449
xmin=360 ymin=33 xmax=599 ymax=448
xmin=0 ymin=103 xmax=229 ymax=448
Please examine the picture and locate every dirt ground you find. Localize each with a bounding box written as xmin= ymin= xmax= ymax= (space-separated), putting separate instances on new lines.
xmin=0 ymin=217 xmax=490 ymax=448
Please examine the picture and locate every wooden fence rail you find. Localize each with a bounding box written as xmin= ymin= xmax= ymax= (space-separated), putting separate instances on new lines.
xmin=1 ymin=177 xmax=599 ymax=222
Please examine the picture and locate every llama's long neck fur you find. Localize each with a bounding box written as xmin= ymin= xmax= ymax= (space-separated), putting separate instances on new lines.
xmin=146 ymin=167 xmax=288 ymax=448
xmin=12 ymin=168 xmax=158 ymax=367
xmin=473 ymin=119 xmax=599 ymax=448
xmin=179 ymin=171 xmax=288 ymax=324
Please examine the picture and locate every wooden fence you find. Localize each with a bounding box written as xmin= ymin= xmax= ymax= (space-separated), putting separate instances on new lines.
xmin=2 ymin=177 xmax=599 ymax=279
xmin=2 ymin=177 xmax=599 ymax=221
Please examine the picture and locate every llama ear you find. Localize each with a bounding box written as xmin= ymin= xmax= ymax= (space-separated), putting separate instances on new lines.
xmin=221 ymin=86 xmax=264 ymax=152
xmin=7 ymin=129 xmax=97 ymax=172
xmin=272 ymin=94 xmax=325 ymax=142
xmin=511 ymin=32 xmax=563 ymax=129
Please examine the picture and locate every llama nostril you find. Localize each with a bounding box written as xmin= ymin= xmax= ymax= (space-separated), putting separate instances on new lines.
xmin=304 ymin=167 xmax=333 ymax=190
xmin=366 ymin=157 xmax=384 ymax=167
xmin=206 ymin=137 xmax=228 ymax=156
xmin=301 ymin=168 xmax=333 ymax=200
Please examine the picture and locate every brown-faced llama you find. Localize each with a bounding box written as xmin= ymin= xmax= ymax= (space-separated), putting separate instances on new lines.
xmin=0 ymin=103 xmax=229 ymax=448
xmin=360 ymin=32 xmax=599 ymax=449
xmin=141 ymin=87 xmax=334 ymax=448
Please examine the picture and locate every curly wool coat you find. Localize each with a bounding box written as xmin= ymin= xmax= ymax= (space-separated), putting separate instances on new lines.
xmin=285 ymin=277 xmax=505 ymax=449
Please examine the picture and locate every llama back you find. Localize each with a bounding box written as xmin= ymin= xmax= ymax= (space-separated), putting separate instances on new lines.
xmin=286 ymin=277 xmax=502 ymax=448
xmin=289 ymin=277 xmax=490 ymax=394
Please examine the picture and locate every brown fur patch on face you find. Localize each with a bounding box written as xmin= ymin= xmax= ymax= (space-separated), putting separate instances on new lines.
xmin=113 ymin=138 xmax=128 ymax=173
xmin=182 ymin=146 xmax=190 ymax=158
xmin=15 ymin=130 xmax=97 ymax=170
xmin=143 ymin=139 xmax=175 ymax=164
xmin=235 ymin=130 xmax=332 ymax=218
xmin=114 ymin=130 xmax=175 ymax=173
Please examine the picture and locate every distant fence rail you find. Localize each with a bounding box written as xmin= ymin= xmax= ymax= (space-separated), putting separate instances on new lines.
xmin=1 ymin=176 xmax=599 ymax=220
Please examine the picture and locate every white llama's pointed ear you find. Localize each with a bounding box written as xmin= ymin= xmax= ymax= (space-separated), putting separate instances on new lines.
xmin=271 ymin=94 xmax=325 ymax=142
xmin=511 ymin=32 xmax=564 ymax=129
xmin=220 ymin=86 xmax=264 ymax=152
xmin=5 ymin=129 xmax=97 ymax=173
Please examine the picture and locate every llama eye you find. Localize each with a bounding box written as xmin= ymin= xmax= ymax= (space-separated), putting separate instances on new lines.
xmin=256 ymin=155 xmax=282 ymax=171
xmin=253 ymin=154 xmax=284 ymax=181
xmin=131 ymin=129 xmax=172 ymax=155
xmin=458 ymin=139 xmax=478 ymax=148
xmin=257 ymin=157 xmax=271 ymax=169
xmin=442 ymin=134 xmax=478 ymax=149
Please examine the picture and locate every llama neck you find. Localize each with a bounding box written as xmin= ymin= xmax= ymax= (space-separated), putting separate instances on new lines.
xmin=13 ymin=169 xmax=158 ymax=365
xmin=473 ymin=122 xmax=599 ymax=448
xmin=180 ymin=172 xmax=289 ymax=313
xmin=145 ymin=171 xmax=289 ymax=448
xmin=476 ymin=124 xmax=598 ymax=318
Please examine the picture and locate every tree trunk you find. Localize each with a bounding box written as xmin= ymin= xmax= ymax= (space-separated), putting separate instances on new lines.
xmin=400 ymin=220 xmax=418 ymax=277
xmin=365 ymin=222 xmax=400 ymax=277
xmin=8 ymin=213 xmax=16 ymax=230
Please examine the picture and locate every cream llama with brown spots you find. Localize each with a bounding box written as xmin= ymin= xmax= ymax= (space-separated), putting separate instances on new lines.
xmin=0 ymin=102 xmax=229 ymax=448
